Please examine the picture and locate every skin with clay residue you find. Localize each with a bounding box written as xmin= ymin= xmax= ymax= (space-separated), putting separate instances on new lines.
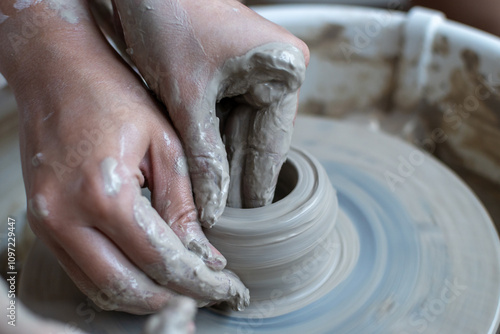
xmin=45 ymin=0 xmax=89 ymax=24
xmin=113 ymin=0 xmax=309 ymax=225
xmin=163 ymin=132 xmax=172 ymax=146
xmin=133 ymin=194 xmax=249 ymax=310
xmin=13 ymin=0 xmax=88 ymax=24
xmin=175 ymin=155 xmax=189 ymax=177
xmin=28 ymin=194 xmax=49 ymax=220
xmin=0 ymin=10 xmax=9 ymax=24
xmin=31 ymin=152 xmax=44 ymax=167
xmin=13 ymin=0 xmax=40 ymax=11
xmin=79 ymin=263 xmax=155 ymax=313
xmin=100 ymin=157 xmax=123 ymax=196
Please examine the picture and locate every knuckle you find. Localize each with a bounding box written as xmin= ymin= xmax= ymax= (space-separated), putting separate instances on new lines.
xmin=92 ymin=282 xmax=140 ymax=312
xmin=27 ymin=188 xmax=58 ymax=232
xmin=79 ymin=167 xmax=107 ymax=197
xmin=92 ymin=279 xmax=169 ymax=314
xmin=188 ymin=154 xmax=226 ymax=177
xmin=292 ymin=37 xmax=311 ymax=66
xmin=77 ymin=171 xmax=124 ymax=221
xmin=247 ymin=146 xmax=281 ymax=160
xmin=91 ymin=288 xmax=120 ymax=311
xmin=81 ymin=190 xmax=112 ymax=219
xmin=168 ymin=207 xmax=199 ymax=233
xmin=142 ymin=299 xmax=165 ymax=313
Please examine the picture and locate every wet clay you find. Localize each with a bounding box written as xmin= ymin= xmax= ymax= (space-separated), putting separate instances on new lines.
xmin=132 ymin=193 xmax=250 ymax=310
xmin=174 ymin=156 xmax=188 ymax=177
xmin=179 ymin=41 xmax=305 ymax=222
xmin=100 ymin=157 xmax=122 ymax=197
xmin=31 ymin=152 xmax=44 ymax=167
xmin=13 ymin=0 xmax=39 ymax=11
xmin=216 ymin=42 xmax=306 ymax=209
xmin=28 ymin=194 xmax=49 ymax=220
xmin=13 ymin=0 xmax=89 ymax=24
xmin=205 ymin=147 xmax=359 ymax=317
xmin=0 ymin=10 xmax=8 ymax=24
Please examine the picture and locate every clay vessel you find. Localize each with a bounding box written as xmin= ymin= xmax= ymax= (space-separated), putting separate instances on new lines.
xmin=206 ymin=146 xmax=357 ymax=317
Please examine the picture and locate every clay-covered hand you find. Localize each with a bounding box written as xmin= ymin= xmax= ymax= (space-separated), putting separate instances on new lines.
xmin=113 ymin=0 xmax=309 ymax=223
xmin=0 ymin=1 xmax=248 ymax=314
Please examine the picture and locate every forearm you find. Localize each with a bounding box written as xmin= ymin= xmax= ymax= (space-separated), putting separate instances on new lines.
xmin=0 ymin=0 xmax=100 ymax=90
xmin=0 ymin=0 xmax=138 ymax=152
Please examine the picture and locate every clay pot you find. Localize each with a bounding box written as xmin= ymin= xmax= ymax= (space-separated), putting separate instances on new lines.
xmin=205 ymin=147 xmax=350 ymax=317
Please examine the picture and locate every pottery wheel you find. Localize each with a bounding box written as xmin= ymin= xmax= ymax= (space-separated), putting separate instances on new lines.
xmin=20 ymin=116 xmax=500 ymax=333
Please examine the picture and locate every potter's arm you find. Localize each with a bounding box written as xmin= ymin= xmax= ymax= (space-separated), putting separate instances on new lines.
xmin=0 ymin=0 xmax=248 ymax=316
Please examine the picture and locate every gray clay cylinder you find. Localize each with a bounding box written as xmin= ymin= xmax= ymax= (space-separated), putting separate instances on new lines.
xmin=205 ymin=147 xmax=341 ymax=313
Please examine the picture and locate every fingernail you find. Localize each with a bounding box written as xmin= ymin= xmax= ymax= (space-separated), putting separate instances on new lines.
xmin=208 ymin=253 xmax=227 ymax=271
xmin=236 ymin=288 xmax=250 ymax=311
xmin=187 ymin=239 xmax=209 ymax=259
xmin=199 ymin=205 xmax=219 ymax=229
xmin=187 ymin=240 xmax=227 ymax=270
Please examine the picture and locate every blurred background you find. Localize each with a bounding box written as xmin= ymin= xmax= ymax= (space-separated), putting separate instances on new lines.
xmin=247 ymin=0 xmax=500 ymax=37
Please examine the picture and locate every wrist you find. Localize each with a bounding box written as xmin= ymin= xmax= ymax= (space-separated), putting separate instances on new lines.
xmin=0 ymin=0 xmax=93 ymax=88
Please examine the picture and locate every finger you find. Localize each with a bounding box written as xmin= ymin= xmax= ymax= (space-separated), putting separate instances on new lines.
xmin=224 ymin=104 xmax=253 ymax=208
xmin=142 ymin=296 xmax=197 ymax=334
xmin=90 ymin=168 xmax=248 ymax=310
xmin=125 ymin=192 xmax=249 ymax=310
xmin=149 ymin=127 xmax=226 ymax=270
xmin=52 ymin=226 xmax=176 ymax=315
xmin=26 ymin=189 xmax=171 ymax=315
xmin=239 ymin=44 xmax=306 ymax=208
xmin=113 ymin=0 xmax=230 ymax=226
xmin=242 ymin=93 xmax=297 ymax=207
xmin=172 ymin=104 xmax=230 ymax=228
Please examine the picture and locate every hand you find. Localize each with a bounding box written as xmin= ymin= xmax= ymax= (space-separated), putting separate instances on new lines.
xmin=113 ymin=0 xmax=309 ymax=224
xmin=0 ymin=0 xmax=248 ymax=314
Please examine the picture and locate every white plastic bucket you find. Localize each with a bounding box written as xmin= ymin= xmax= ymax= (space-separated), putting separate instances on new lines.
xmin=257 ymin=5 xmax=500 ymax=187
